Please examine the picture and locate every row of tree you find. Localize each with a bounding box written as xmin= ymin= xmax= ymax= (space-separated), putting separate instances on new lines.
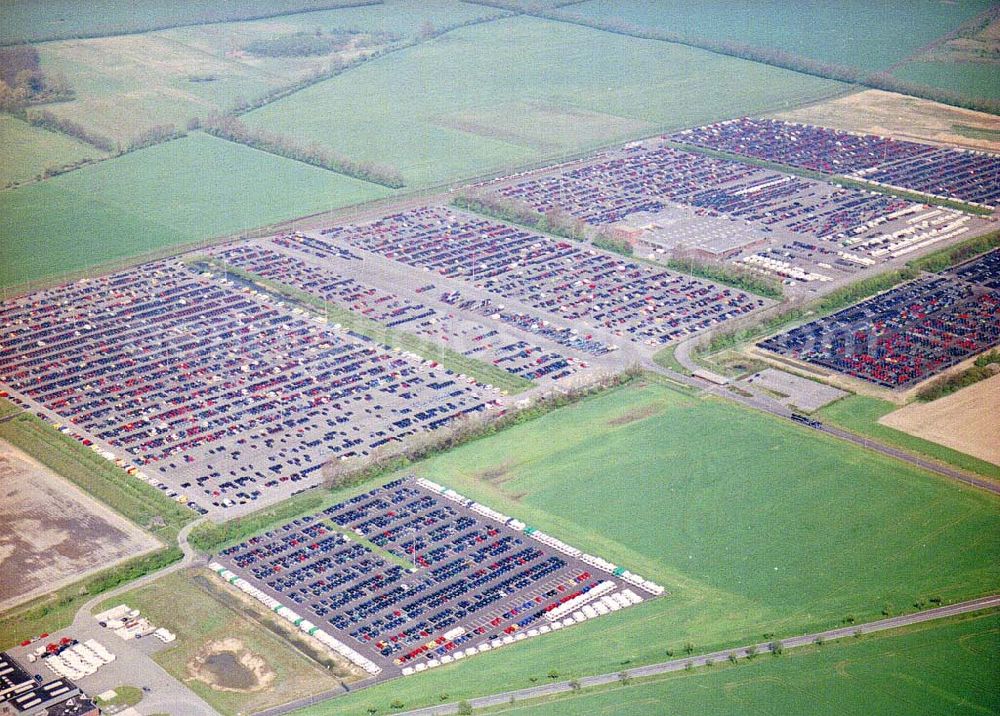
xmin=203 ymin=113 xmax=405 ymax=187
xmin=667 ymin=255 xmax=784 ymax=300
xmin=916 ymin=349 xmax=1000 ymax=401
xmin=452 ymin=193 xmax=631 ymax=253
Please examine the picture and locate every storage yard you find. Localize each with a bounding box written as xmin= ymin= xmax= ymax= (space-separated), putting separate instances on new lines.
xmin=0 ymin=439 xmax=160 ymax=612
xmin=0 ymin=261 xmax=502 ymax=516
xmin=317 ymin=205 xmax=767 ymax=345
xmin=673 ymin=117 xmax=1000 ymax=208
xmin=211 ymin=476 xmax=662 ymax=682
xmin=760 ymin=249 xmax=1000 ymax=388
xmin=489 ymin=135 xmax=993 ymax=291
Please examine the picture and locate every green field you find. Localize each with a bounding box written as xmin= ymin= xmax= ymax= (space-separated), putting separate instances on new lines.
xmin=0 ymin=0 xmax=381 ymax=43
xmin=288 ymin=379 xmax=1000 ymax=714
xmin=103 ymin=569 xmax=349 ymax=716
xmin=0 ymin=115 xmax=100 ymax=187
xmin=894 ymin=60 xmax=1000 ymax=102
xmin=569 ymin=0 xmax=992 ymax=72
xmin=162 ymin=0 xmax=500 ymax=45
xmin=0 ymin=133 xmax=390 ymax=288
xmin=495 ymin=612 xmax=1000 ymax=716
xmin=819 ymin=394 xmax=1000 ymax=481
xmin=36 ymin=35 xmax=280 ymax=143
xmin=30 ymin=1 xmax=497 ymax=145
xmin=244 ymin=15 xmax=844 ymax=187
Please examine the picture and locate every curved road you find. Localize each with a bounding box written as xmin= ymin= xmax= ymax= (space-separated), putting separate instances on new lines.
xmin=60 ymin=518 xmax=221 ymax=716
xmin=395 ymin=595 xmax=1000 ymax=716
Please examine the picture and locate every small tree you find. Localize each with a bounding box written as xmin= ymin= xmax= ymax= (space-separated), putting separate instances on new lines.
xmin=569 ymin=679 xmax=581 ymax=692
xmin=770 ymin=640 xmax=783 ymax=656
xmin=547 ymin=669 xmax=559 ymax=680
xmin=418 ymin=20 xmax=436 ymax=40
xmin=390 ymin=700 xmax=404 ymax=710
xmin=619 ymin=671 xmax=632 ymax=686
xmin=457 ymin=701 xmax=473 ymax=716
xmin=683 ymin=641 xmax=694 ymax=655
xmin=746 ymin=645 xmax=757 ymax=660
xmin=728 ymin=653 xmax=738 ymax=664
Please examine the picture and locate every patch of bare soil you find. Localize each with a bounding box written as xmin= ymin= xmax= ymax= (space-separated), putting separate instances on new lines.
xmin=772 ymin=89 xmax=1000 ymax=152
xmin=188 ymin=638 xmax=275 ymax=693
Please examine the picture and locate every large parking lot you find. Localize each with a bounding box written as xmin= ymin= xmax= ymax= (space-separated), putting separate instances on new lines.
xmin=759 ymin=249 xmax=1000 ymax=388
xmin=488 ymin=137 xmax=992 ymax=291
xmin=673 ymin=117 xmax=1000 ymax=208
xmin=318 ymin=205 xmax=767 ymax=347
xmin=0 ymin=261 xmax=499 ymax=516
xmin=212 ymin=477 xmax=662 ymax=681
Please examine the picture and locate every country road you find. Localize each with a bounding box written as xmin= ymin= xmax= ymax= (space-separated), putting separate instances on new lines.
xmin=394 ymin=595 xmax=1000 ymax=716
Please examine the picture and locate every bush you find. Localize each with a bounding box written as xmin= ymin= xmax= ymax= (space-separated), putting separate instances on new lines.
xmin=204 ymin=114 xmax=404 ymax=188
xmin=246 ymin=32 xmax=343 ymax=57
xmin=457 ymin=701 xmax=473 ymax=715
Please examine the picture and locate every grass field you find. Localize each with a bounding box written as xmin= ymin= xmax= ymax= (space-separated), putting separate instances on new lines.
xmin=0 ymin=0 xmax=380 ymax=43
xmin=102 ymin=569 xmax=349 ymax=716
xmin=0 ymin=115 xmax=100 ymax=187
xmin=490 ymin=611 xmax=1000 ymax=716
xmin=569 ymin=0 xmax=992 ymax=72
xmin=893 ymin=61 xmax=1000 ymax=102
xmin=285 ymin=379 xmax=999 ymax=714
xmin=36 ymin=35 xmax=278 ymax=143
xmin=244 ymin=15 xmax=844 ymax=187
xmin=0 ymin=133 xmax=390 ymax=289
xmin=162 ymin=0 xmax=499 ymax=46
xmin=819 ymin=394 xmax=1000 ymax=481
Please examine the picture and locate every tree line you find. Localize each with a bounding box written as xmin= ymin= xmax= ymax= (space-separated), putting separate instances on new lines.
xmin=203 ymin=113 xmax=405 ymax=187
xmin=453 ymin=193 xmax=631 ymax=253
xmin=917 ymin=350 xmax=1000 ymax=401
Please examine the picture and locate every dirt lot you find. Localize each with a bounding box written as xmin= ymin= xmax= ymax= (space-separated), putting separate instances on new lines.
xmin=879 ymin=373 xmax=1000 ymax=466
xmin=0 ymin=439 xmax=160 ymax=611
xmin=771 ymin=89 xmax=1000 ymax=152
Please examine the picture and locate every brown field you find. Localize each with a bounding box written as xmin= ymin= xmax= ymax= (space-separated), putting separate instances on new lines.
xmin=0 ymin=439 xmax=161 ymax=611
xmin=771 ymin=89 xmax=1000 ymax=152
xmin=879 ymin=373 xmax=1000 ymax=466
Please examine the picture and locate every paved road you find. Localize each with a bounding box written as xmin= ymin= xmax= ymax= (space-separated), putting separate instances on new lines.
xmin=30 ymin=518 xmax=222 ymax=716
xmin=394 ymin=595 xmax=1000 ymax=716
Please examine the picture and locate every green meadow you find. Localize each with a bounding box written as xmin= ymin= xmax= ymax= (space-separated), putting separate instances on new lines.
xmin=286 ymin=379 xmax=999 ymax=714
xmin=244 ymin=15 xmax=845 ymax=186
xmin=0 ymin=133 xmax=389 ymax=288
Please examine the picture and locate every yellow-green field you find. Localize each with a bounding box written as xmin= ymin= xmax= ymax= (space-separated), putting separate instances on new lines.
xmin=0 ymin=133 xmax=390 ymax=288
xmin=0 ymin=114 xmax=100 ymax=187
xmin=244 ymin=15 xmax=845 ymax=186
